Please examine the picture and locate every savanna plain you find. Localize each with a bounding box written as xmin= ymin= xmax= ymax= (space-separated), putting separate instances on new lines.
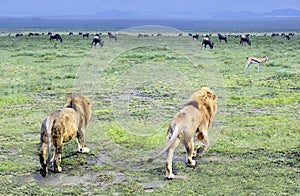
xmin=0 ymin=27 xmax=299 ymax=195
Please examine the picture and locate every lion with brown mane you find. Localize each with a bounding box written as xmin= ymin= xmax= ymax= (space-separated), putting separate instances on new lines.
xmin=39 ymin=93 xmax=92 ymax=177
xmin=148 ymin=87 xmax=217 ymax=179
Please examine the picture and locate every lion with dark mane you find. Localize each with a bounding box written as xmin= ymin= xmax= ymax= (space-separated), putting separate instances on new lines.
xmin=39 ymin=93 xmax=92 ymax=177
xmin=148 ymin=87 xmax=217 ymax=179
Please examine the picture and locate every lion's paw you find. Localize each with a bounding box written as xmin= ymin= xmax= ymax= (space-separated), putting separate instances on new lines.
xmin=40 ymin=167 xmax=48 ymax=177
xmin=81 ymin=147 xmax=90 ymax=153
xmin=186 ymin=159 xmax=197 ymax=167
xmin=166 ymin=173 xmax=175 ymax=180
xmin=56 ymin=166 xmax=62 ymax=173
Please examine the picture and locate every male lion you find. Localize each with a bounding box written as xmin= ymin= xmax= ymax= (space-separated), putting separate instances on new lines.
xmin=148 ymin=87 xmax=217 ymax=179
xmin=39 ymin=93 xmax=92 ymax=177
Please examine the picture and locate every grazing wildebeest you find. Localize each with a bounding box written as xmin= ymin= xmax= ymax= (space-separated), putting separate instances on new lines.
xmin=83 ymin=33 xmax=89 ymax=38
xmin=178 ymin=33 xmax=183 ymax=37
xmin=281 ymin=33 xmax=291 ymax=40
xmin=108 ymin=32 xmax=117 ymax=41
xmin=218 ymin=33 xmax=227 ymax=43
xmin=240 ymin=35 xmax=251 ymax=45
xmin=50 ymin=34 xmax=63 ymax=42
xmin=284 ymin=35 xmax=290 ymax=40
xmin=192 ymin=34 xmax=199 ymax=40
xmin=15 ymin=33 xmax=23 ymax=37
xmin=29 ymin=32 xmax=39 ymax=36
xmin=201 ymin=37 xmax=214 ymax=49
xmin=69 ymin=32 xmax=73 ymax=35
xmin=91 ymin=34 xmax=104 ymax=48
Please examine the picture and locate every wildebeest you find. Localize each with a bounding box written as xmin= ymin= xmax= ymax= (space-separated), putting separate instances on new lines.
xmin=50 ymin=34 xmax=63 ymax=42
xmin=201 ymin=37 xmax=214 ymax=49
xmin=28 ymin=32 xmax=39 ymax=36
xmin=69 ymin=32 xmax=73 ymax=35
xmin=284 ymin=35 xmax=290 ymax=40
xmin=108 ymin=32 xmax=117 ymax=41
xmin=91 ymin=34 xmax=104 ymax=48
xmin=192 ymin=34 xmax=199 ymax=40
xmin=272 ymin=33 xmax=279 ymax=37
xmin=15 ymin=33 xmax=23 ymax=37
xmin=83 ymin=33 xmax=89 ymax=38
xmin=281 ymin=33 xmax=291 ymax=40
xmin=240 ymin=35 xmax=251 ymax=45
xmin=218 ymin=34 xmax=227 ymax=43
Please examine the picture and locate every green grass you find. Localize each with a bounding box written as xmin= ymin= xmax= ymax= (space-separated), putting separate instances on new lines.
xmin=0 ymin=30 xmax=299 ymax=195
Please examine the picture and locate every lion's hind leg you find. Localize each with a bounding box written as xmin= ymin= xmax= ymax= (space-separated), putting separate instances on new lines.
xmin=166 ymin=138 xmax=180 ymax=180
xmin=39 ymin=123 xmax=49 ymax=177
xmin=39 ymin=142 xmax=48 ymax=177
xmin=184 ymin=137 xmax=196 ymax=167
xmin=53 ymin=138 xmax=63 ymax=173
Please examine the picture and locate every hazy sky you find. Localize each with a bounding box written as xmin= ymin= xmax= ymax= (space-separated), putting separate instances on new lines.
xmin=0 ymin=0 xmax=299 ymax=18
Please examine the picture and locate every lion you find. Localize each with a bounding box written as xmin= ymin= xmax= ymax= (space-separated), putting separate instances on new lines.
xmin=39 ymin=93 xmax=92 ymax=177
xmin=148 ymin=87 xmax=217 ymax=179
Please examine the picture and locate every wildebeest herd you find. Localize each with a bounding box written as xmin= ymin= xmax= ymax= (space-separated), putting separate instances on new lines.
xmin=9 ymin=31 xmax=297 ymax=50
xmin=10 ymin=31 xmax=119 ymax=48
xmin=188 ymin=33 xmax=249 ymax=49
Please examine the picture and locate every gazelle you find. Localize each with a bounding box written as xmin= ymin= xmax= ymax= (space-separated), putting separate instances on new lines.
xmin=245 ymin=55 xmax=269 ymax=71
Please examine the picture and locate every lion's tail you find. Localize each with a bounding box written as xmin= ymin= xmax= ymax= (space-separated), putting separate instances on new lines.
xmin=45 ymin=114 xmax=54 ymax=163
xmin=147 ymin=125 xmax=181 ymax=163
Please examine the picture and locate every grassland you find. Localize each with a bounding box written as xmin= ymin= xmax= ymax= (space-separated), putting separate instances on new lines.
xmin=0 ymin=28 xmax=299 ymax=195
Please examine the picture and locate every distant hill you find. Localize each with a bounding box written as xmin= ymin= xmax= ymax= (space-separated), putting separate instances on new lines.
xmin=92 ymin=8 xmax=300 ymax=20
xmin=260 ymin=9 xmax=300 ymax=17
xmin=209 ymin=8 xmax=300 ymax=20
